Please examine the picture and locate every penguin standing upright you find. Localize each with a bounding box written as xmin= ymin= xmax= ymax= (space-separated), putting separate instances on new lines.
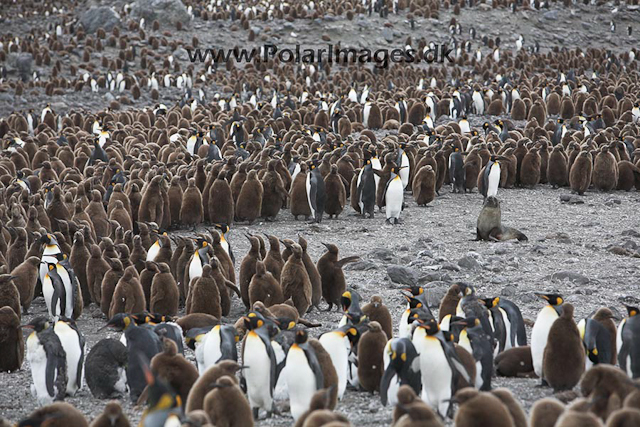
xmin=242 ymin=312 xmax=279 ymax=418
xmin=319 ymin=325 xmax=358 ymax=400
xmin=397 ymin=143 xmax=411 ymax=189
xmin=356 ymin=159 xmax=378 ymax=218
xmin=380 ymin=337 xmax=421 ymax=406
xmin=286 ymin=329 xmax=324 ymax=421
xmin=306 ymin=160 xmax=326 ymax=223
xmin=214 ymin=223 xmax=235 ymax=265
xmin=412 ymin=318 xmax=469 ymax=418
xmin=618 ymin=305 xmax=640 ymax=378
xmin=384 ymin=166 xmax=406 ymax=225
xmin=449 ymin=147 xmax=466 ymax=193
xmin=24 ymin=317 xmax=68 ymax=405
xmin=54 ymin=318 xmax=85 ymax=396
xmin=201 ymin=324 xmax=238 ymax=372
xmin=42 ymin=262 xmax=73 ymax=320
xmin=40 ymin=234 xmax=62 ymax=285
xmin=453 ymin=317 xmax=494 ymax=391
xmin=482 ymin=157 xmax=502 ymax=198
xmin=531 ymin=293 xmax=563 ymax=383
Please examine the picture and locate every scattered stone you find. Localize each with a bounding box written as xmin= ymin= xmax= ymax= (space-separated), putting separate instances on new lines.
xmin=560 ymin=194 xmax=584 ymax=204
xmin=530 ymin=244 xmax=547 ymax=254
xmin=346 ymin=261 xmax=377 ymax=271
xmin=458 ymin=255 xmax=480 ymax=270
xmin=423 ymin=281 xmax=450 ymax=307
xmin=441 ymin=262 xmax=461 ymax=272
xmin=172 ymin=47 xmax=189 ymax=62
xmin=550 ymin=271 xmax=590 ymax=285
xmin=386 ymin=265 xmax=419 ymax=286
xmin=605 ymin=197 xmax=622 ymax=207
xmin=608 ymin=245 xmax=633 ymax=256
xmin=501 ymin=285 xmax=517 ymax=297
xmin=418 ymin=271 xmax=451 ymax=283
xmin=543 ymin=10 xmax=559 ymax=20
xmin=130 ymin=0 xmax=191 ymax=27
xmin=622 ymin=230 xmax=640 ymax=238
xmin=382 ymin=27 xmax=394 ymax=43
xmin=369 ymin=248 xmax=396 ymax=262
xmin=490 ymin=275 xmax=508 ymax=285
xmin=80 ymin=6 xmax=121 ymax=33
xmin=417 ymin=250 xmax=434 ymax=258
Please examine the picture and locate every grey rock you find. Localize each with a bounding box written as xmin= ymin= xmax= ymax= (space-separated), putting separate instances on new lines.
xmin=382 ymin=28 xmax=394 ymax=43
xmin=424 ymin=281 xmax=450 ymax=307
xmin=581 ymin=22 xmax=592 ymax=30
xmin=387 ymin=265 xmax=419 ymax=286
xmin=550 ymin=271 xmax=590 ymax=285
xmin=543 ymin=10 xmax=559 ymax=20
xmin=173 ymin=47 xmax=189 ymax=62
xmin=418 ymin=272 xmax=452 ymax=284
xmin=417 ymin=250 xmax=434 ymax=258
xmin=441 ymin=262 xmax=461 ymax=272
xmin=130 ymin=0 xmax=191 ymax=27
xmin=346 ymin=261 xmax=377 ymax=271
xmin=560 ymin=194 xmax=584 ymax=204
xmin=80 ymin=6 xmax=121 ymax=33
xmin=605 ymin=198 xmax=622 ymax=207
xmin=370 ymin=248 xmax=396 ymax=262
xmin=501 ymin=285 xmax=517 ymax=297
xmin=622 ymin=229 xmax=640 ymax=238
xmin=7 ymin=53 xmax=33 ymax=81
xmin=458 ymin=255 xmax=480 ymax=270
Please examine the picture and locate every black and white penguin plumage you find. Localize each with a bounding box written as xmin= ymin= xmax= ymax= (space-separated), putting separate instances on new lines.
xmin=395 ymin=97 xmax=407 ymax=123
xmin=449 ymin=147 xmax=465 ymax=193
xmin=531 ymin=293 xmax=564 ymax=382
xmin=356 ymin=159 xmax=379 ymax=218
xmin=214 ymin=223 xmax=234 ymax=264
xmin=84 ymin=338 xmax=128 ymax=398
xmin=42 ymin=257 xmax=76 ymax=320
xmin=187 ymin=238 xmax=210 ymax=284
xmin=285 ymin=329 xmax=324 ymax=421
xmin=618 ymin=305 xmax=640 ymax=378
xmin=306 ymin=160 xmax=326 ymax=223
xmin=384 ymin=167 xmax=406 ymax=224
xmin=397 ymin=143 xmax=411 ymax=189
xmin=319 ymin=324 xmax=358 ymax=400
xmin=199 ymin=324 xmax=238 ymax=373
xmin=578 ymin=317 xmax=612 ymax=370
xmin=482 ymin=157 xmax=501 ymax=198
xmin=24 ymin=317 xmax=68 ymax=405
xmin=380 ymin=337 xmax=421 ymax=406
xmin=453 ymin=317 xmax=494 ymax=391
xmin=54 ymin=318 xmax=85 ymax=396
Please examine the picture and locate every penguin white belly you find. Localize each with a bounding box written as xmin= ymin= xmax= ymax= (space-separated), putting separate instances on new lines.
xmin=347 ymin=353 xmax=359 ymax=388
xmin=186 ymin=137 xmax=197 ymax=155
xmin=473 ymin=92 xmax=484 ymax=114
xmin=371 ymin=158 xmax=381 ymax=189
xmin=475 ymin=360 xmax=484 ymax=390
xmin=291 ymin=163 xmax=301 ymax=183
xmin=40 ymin=251 xmax=59 ymax=283
xmin=202 ymin=327 xmax=222 ymax=371
xmin=417 ymin=336 xmax=452 ymax=416
xmin=243 ymin=333 xmax=273 ymax=411
xmin=27 ymin=335 xmax=54 ymax=405
xmin=458 ymin=331 xmax=472 ymax=355
xmin=531 ymin=307 xmax=559 ymax=378
xmin=115 ymin=367 xmax=128 ymax=393
xmin=220 ymin=238 xmax=230 ymax=257
xmin=319 ymin=333 xmax=349 ymax=399
xmin=305 ymin=173 xmax=315 ymax=218
xmin=188 ymin=254 xmax=203 ymax=284
xmin=617 ymin=320 xmax=625 ymax=357
xmin=54 ymin=322 xmax=83 ymax=395
xmin=272 ymin=341 xmax=288 ymax=400
xmin=120 ymin=332 xmax=127 ymax=347
xmin=147 ymin=241 xmax=161 ymax=261
xmin=382 ymin=341 xmax=400 ymax=406
xmin=500 ymin=308 xmax=513 ymax=350
xmin=194 ymin=340 xmax=206 ymax=373
xmin=399 ymin=154 xmax=410 ymax=189
xmin=385 ymin=178 xmax=404 ymax=220
xmin=439 ymin=314 xmax=452 ymax=332
xmin=337 ymin=315 xmax=347 ymax=328
xmin=356 ymin=169 xmax=365 ymax=212
xmin=487 ymin=164 xmax=501 ymax=197
xmin=286 ymin=346 xmax=317 ymax=421
xmin=56 ymin=265 xmax=74 ymax=318
xmin=42 ymin=275 xmax=59 ymax=318
xmin=363 ymin=104 xmax=371 ymax=127
xmin=399 ymin=308 xmax=411 ymax=338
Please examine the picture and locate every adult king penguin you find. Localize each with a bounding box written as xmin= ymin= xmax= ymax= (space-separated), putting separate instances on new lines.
xmin=54 ymin=318 xmax=85 ymax=396
xmin=618 ymin=305 xmax=640 ymax=378
xmin=481 ymin=156 xmax=502 ymax=198
xmin=531 ymin=293 xmax=564 ymax=384
xmin=384 ymin=166 xmax=406 ymax=224
xmin=380 ymin=337 xmax=421 ymax=406
xmin=286 ymin=329 xmax=324 ymax=421
xmin=306 ymin=160 xmax=326 ymax=223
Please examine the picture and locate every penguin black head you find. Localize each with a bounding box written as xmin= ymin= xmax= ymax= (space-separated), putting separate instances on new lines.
xmin=104 ymin=313 xmax=134 ymax=331
xmin=294 ymin=329 xmax=309 ymax=345
xmin=457 ymin=282 xmax=474 ymax=297
xmin=243 ymin=312 xmax=265 ymax=330
xmin=534 ymin=293 xmax=563 ymax=306
xmin=387 ymin=338 xmax=414 ymax=370
xmin=453 ymin=317 xmax=481 ymax=329
xmin=195 ymin=237 xmax=208 ymax=249
xmin=40 ymin=233 xmax=59 ymax=246
xmin=480 ymin=297 xmax=500 ymax=309
xmin=402 ymin=286 xmax=424 ymax=297
xmin=214 ymin=223 xmax=230 ymax=234
xmin=417 ymin=318 xmax=440 ymax=335
xmin=624 ymin=305 xmax=640 ymax=317
xmin=142 ymin=361 xmax=182 ymax=413
xmin=21 ymin=316 xmax=51 ymax=333
xmin=184 ymin=326 xmax=214 ymax=350
xmin=404 ymin=296 xmax=424 ymax=310
xmin=274 ymin=317 xmax=297 ymax=331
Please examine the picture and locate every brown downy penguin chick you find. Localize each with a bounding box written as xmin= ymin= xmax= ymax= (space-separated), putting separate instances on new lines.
xmin=529 ymin=397 xmax=565 ymax=427
xmin=203 ymin=375 xmax=254 ymax=427
xmin=490 ymin=388 xmax=527 ymax=427
xmin=186 ymin=360 xmax=243 ymax=412
xmin=290 ymin=163 xmax=311 ymax=220
xmin=543 ymin=303 xmax=585 ymax=391
xmin=181 ymin=411 xmax=211 ymax=427
xmin=548 ymin=145 xmax=569 ymax=188
xmin=176 ymin=313 xmax=219 ymax=334
xmin=593 ymin=146 xmax=619 ymax=191
xmin=606 ymin=408 xmax=640 ymax=427
xmin=209 ymin=256 xmax=240 ymax=317
xmin=519 ymin=146 xmax=541 ymax=188
xmin=296 ymin=236 xmax=322 ymax=309
xmin=20 ymin=402 xmax=88 ymax=427
xmin=209 ymin=171 xmax=234 ymax=226
xmin=617 ymin=161 xmax=640 ymax=191
xmin=70 ymin=231 xmax=92 ymax=306
xmin=239 ymin=235 xmax=262 ymax=308
xmin=495 ymin=346 xmax=534 ymax=377
xmin=569 ymin=151 xmax=593 ymax=195
xmin=362 ymin=295 xmax=393 ymax=339
xmin=511 ymin=99 xmax=527 ymax=121
xmin=9 ymin=256 xmax=39 ymax=314
xmin=438 ymin=283 xmax=461 ymax=322
xmin=309 ymin=339 xmax=339 ymax=409
xmin=46 ymin=186 xmax=71 ymax=233
xmin=580 ymin=364 xmax=637 ymax=420
xmin=453 ymin=388 xmax=513 ymax=427
xmin=236 ymin=170 xmax=263 ymax=224
xmin=90 ymin=401 xmax=130 ymax=427
xmin=130 ymin=236 xmax=148 ymax=274
xmin=412 ymin=165 xmax=436 ymax=206
xmin=138 ymin=175 xmax=165 ymax=225
xmin=357 ymin=321 xmax=388 ymax=392
xmin=100 ymin=258 xmax=124 ymax=316
xmin=263 ymin=234 xmax=284 ymax=281
xmin=109 ymin=200 xmax=133 ymax=232
xmin=6 ymin=227 xmax=27 ymax=272
xmin=108 ymin=266 xmax=145 ymax=318
xmin=249 ymin=261 xmax=284 ymax=308
xmin=323 ymin=164 xmax=347 ymax=219
xmin=280 ymin=242 xmax=312 ymax=316
xmin=180 ymin=178 xmax=203 ymax=229
xmin=0 ymin=306 xmax=23 ymax=372
xmin=167 ymin=177 xmax=184 ymax=227
xmin=317 ymin=243 xmax=359 ymax=311
xmin=186 ymin=264 xmax=221 ymax=319
xmin=86 ymin=190 xmax=110 ymax=238
xmin=149 ymin=262 xmax=179 ymax=316
xmin=150 ymin=338 xmax=199 ymax=408
xmin=393 ymin=385 xmax=432 ymax=424
xmin=293 ymin=387 xmax=341 ymax=427
xmin=260 ymin=159 xmax=288 ymax=221
xmin=554 ymin=409 xmax=603 ymax=427
xmin=0 ymin=275 xmax=20 ymax=320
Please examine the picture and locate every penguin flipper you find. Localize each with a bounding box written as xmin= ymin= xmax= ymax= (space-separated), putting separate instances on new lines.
xmin=303 ymin=346 xmax=325 ymax=390
xmin=218 ymin=328 xmax=238 ymax=362
xmin=379 ymin=366 xmax=396 ymax=406
xmin=224 ymin=280 xmax=241 ymax=298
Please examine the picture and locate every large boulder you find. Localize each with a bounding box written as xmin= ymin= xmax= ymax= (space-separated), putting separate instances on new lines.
xmin=130 ymin=0 xmax=191 ymax=27
xmin=80 ymin=6 xmax=121 ymax=33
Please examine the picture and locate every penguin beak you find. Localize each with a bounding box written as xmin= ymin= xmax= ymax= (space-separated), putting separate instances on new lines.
xmin=20 ymin=324 xmax=34 ymax=329
xmin=321 ymin=242 xmax=330 ymax=249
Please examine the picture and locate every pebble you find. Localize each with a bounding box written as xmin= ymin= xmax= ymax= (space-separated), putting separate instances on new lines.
xmin=550 ymin=271 xmax=590 ymax=285
xmin=386 ymin=265 xmax=419 ymax=286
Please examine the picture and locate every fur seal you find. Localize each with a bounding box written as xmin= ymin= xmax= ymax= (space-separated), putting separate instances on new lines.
xmin=476 ymin=196 xmax=527 ymax=242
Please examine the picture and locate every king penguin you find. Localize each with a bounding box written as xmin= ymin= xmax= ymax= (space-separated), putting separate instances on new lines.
xmin=242 ymin=311 xmax=279 ymax=419
xmin=319 ymin=324 xmax=358 ymax=400
xmin=214 ymin=223 xmax=235 ymax=264
xmin=531 ymin=293 xmax=564 ymax=383
xmin=482 ymin=156 xmax=502 ymax=198
xmin=452 ymin=317 xmax=494 ymax=391
xmin=380 ymin=337 xmax=422 ymax=406
xmin=42 ymin=261 xmax=73 ymax=320
xmin=397 ymin=143 xmax=411 ymax=190
xmin=201 ymin=324 xmax=238 ymax=373
xmin=53 ymin=318 xmax=85 ymax=396
xmin=306 ymin=160 xmax=326 ymax=223
xmin=23 ymin=317 xmax=68 ymax=405
xmin=618 ymin=305 xmax=640 ymax=378
xmin=356 ymin=159 xmax=378 ymax=218
xmin=384 ymin=166 xmax=406 ymax=225
xmin=286 ymin=329 xmax=324 ymax=421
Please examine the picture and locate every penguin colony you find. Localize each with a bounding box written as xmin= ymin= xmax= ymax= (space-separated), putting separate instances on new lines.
xmin=1 ymin=0 xmax=640 ymax=425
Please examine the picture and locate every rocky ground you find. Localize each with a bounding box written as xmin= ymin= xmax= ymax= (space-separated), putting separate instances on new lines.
xmin=1 ymin=183 xmax=640 ymax=425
